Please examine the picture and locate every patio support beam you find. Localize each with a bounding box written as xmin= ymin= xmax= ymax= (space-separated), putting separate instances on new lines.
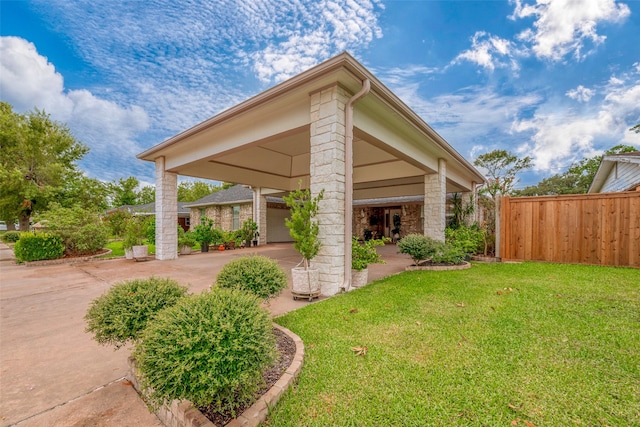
xmin=423 ymin=158 xmax=447 ymax=241
xmin=309 ymin=84 xmax=349 ymax=296
xmin=155 ymin=156 xmax=178 ymax=260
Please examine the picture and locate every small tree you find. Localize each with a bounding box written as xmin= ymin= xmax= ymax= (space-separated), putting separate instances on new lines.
xmin=474 ymin=150 xmax=532 ymax=198
xmin=283 ymin=186 xmax=324 ymax=270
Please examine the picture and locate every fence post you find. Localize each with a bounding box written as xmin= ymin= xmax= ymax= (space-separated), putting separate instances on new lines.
xmin=495 ymin=195 xmax=501 ymax=259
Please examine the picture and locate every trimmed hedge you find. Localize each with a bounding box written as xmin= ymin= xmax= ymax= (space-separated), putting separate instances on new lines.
xmin=215 ymin=255 xmax=287 ymax=300
xmin=2 ymin=231 xmax=21 ymax=243
xmin=84 ymin=277 xmax=188 ymax=349
xmin=134 ymin=288 xmax=276 ymax=414
xmin=13 ymin=233 xmax=64 ymax=262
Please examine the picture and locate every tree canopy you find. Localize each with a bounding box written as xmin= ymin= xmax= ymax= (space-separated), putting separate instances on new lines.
xmin=0 ymin=102 xmax=89 ymax=229
xmin=473 ymin=149 xmax=532 ymax=198
xmin=516 ymin=144 xmax=637 ymax=196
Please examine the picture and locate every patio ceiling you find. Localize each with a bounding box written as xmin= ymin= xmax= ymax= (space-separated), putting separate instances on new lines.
xmin=138 ymin=52 xmax=484 ymax=198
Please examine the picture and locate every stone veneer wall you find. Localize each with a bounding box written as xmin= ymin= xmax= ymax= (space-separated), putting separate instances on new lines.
xmin=423 ymin=159 xmax=447 ymax=241
xmin=352 ymin=205 xmax=423 ymax=240
xmin=189 ymin=202 xmax=253 ymax=232
xmin=309 ymin=84 xmax=349 ymax=296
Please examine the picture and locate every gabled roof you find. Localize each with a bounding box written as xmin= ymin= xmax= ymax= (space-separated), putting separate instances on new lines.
xmin=588 ymin=151 xmax=640 ymax=193
xmin=184 ymin=184 xmax=253 ymax=208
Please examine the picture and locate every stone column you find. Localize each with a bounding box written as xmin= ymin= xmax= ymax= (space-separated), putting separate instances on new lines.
xmin=155 ymin=156 xmax=178 ymax=260
xmin=309 ymin=84 xmax=349 ymax=296
xmin=423 ymin=158 xmax=447 ymax=241
xmin=253 ymin=187 xmax=268 ymax=245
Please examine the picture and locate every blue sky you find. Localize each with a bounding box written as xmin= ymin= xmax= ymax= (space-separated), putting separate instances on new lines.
xmin=1 ymin=0 xmax=639 ymax=188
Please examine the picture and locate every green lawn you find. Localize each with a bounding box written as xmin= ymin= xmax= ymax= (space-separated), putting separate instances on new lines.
xmin=268 ymin=263 xmax=640 ymax=427
xmin=102 ymin=240 xmax=156 ymax=257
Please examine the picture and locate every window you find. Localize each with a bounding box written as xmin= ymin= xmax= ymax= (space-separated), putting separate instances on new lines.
xmin=199 ymin=208 xmax=206 ymax=223
xmin=232 ymin=205 xmax=240 ymax=230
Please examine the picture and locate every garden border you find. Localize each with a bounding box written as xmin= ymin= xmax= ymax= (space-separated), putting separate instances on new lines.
xmin=405 ymin=261 xmax=471 ymax=271
xmin=127 ymin=323 xmax=304 ymax=427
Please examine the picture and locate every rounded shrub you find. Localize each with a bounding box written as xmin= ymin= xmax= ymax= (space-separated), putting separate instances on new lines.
xmin=133 ymin=288 xmax=276 ymax=414
xmin=13 ymin=232 xmax=64 ymax=262
xmin=397 ymin=233 xmax=441 ymax=265
xmin=215 ymin=255 xmax=287 ymax=300
xmin=84 ymin=277 xmax=188 ymax=349
xmin=2 ymin=231 xmax=21 ymax=243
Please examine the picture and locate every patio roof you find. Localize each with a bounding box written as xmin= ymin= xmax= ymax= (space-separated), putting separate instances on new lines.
xmin=137 ymin=52 xmax=484 ymax=198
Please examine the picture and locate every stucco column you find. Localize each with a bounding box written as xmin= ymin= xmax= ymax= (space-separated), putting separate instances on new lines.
xmin=424 ymin=158 xmax=447 ymax=241
xmin=309 ymin=84 xmax=349 ymax=296
xmin=155 ymin=156 xmax=178 ymax=260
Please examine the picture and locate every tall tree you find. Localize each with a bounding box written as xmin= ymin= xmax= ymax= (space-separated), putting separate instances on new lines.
xmin=137 ymin=185 xmax=156 ymax=204
xmin=473 ymin=150 xmax=532 ymax=198
xmin=109 ymin=176 xmax=140 ymax=207
xmin=0 ymin=102 xmax=89 ymax=229
xmin=177 ymin=181 xmax=221 ymax=202
xmin=631 ymin=123 xmax=640 ymax=134
xmin=517 ymin=144 xmax=637 ymax=196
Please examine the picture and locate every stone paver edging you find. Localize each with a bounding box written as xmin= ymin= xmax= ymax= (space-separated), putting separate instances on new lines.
xmin=405 ymin=261 xmax=471 ymax=271
xmin=127 ymin=323 xmax=304 ymax=427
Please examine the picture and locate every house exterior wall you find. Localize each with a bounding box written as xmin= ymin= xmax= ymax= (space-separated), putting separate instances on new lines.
xmin=189 ymin=203 xmax=252 ymax=231
xmin=353 ymin=205 xmax=423 ymax=240
xmin=601 ymin=162 xmax=640 ymax=193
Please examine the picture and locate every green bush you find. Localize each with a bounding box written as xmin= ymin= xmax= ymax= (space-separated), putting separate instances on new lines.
xmin=215 ymin=255 xmax=287 ymax=300
xmin=134 ymin=289 xmax=276 ymax=414
xmin=352 ymin=237 xmax=386 ymax=271
xmin=2 ymin=231 xmax=21 ymax=243
xmin=445 ymin=224 xmax=484 ymax=255
xmin=397 ymin=233 xmax=440 ymax=265
xmin=13 ymin=233 xmax=64 ymax=262
xmin=431 ymin=243 xmax=466 ymax=265
xmin=84 ymin=277 xmax=188 ymax=349
xmin=144 ymin=216 xmax=156 ymax=245
xmin=36 ymin=203 xmax=109 ymax=256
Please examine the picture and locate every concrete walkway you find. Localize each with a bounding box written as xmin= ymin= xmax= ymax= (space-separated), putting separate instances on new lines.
xmin=0 ymin=242 xmax=408 ymax=427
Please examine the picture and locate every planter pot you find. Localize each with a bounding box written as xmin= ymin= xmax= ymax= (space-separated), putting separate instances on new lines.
xmin=351 ymin=268 xmax=368 ymax=289
xmin=124 ymin=248 xmax=133 ymax=260
xmin=252 ymin=240 xmax=258 ymax=247
xmin=246 ymin=239 xmax=252 ymax=248
xmin=200 ymin=243 xmax=209 ymax=253
xmin=179 ymin=246 xmax=192 ymax=255
xmin=291 ymin=267 xmax=320 ymax=301
xmin=132 ymin=245 xmax=148 ymax=259
xmin=218 ymin=244 xmax=225 ymax=251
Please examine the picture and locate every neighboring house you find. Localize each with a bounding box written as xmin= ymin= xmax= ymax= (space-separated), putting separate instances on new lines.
xmin=107 ymin=202 xmax=192 ymax=231
xmin=185 ymin=184 xmax=291 ymax=243
xmin=588 ymin=152 xmax=640 ymax=193
xmin=137 ymin=52 xmax=485 ymax=296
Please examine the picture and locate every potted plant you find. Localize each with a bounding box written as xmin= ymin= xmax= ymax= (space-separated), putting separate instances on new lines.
xmin=283 ymin=186 xmax=324 ymax=300
xmin=241 ymin=218 xmax=258 ymax=248
xmin=193 ymin=217 xmax=216 ymax=253
xmin=351 ymin=236 xmax=387 ymax=288
xmin=123 ymin=216 xmax=148 ymax=259
xmin=177 ymin=227 xmax=196 ymax=255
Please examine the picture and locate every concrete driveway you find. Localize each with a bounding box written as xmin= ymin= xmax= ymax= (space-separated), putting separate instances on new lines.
xmin=0 ymin=242 xmax=407 ymax=426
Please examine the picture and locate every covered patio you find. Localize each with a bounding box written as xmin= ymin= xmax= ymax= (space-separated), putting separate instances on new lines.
xmin=138 ymin=52 xmax=484 ymax=296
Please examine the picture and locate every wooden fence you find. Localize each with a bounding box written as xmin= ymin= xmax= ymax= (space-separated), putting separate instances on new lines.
xmin=499 ymin=192 xmax=640 ymax=268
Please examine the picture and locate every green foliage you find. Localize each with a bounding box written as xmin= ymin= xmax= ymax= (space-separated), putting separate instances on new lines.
xmin=36 ymin=203 xmax=109 ymax=256
xmin=445 ymin=224 xmax=484 ymax=255
xmin=177 ymin=180 xmax=221 ymax=202
xmin=215 ymin=255 xmax=287 ymax=300
xmin=283 ymin=185 xmax=324 ymax=269
xmin=240 ymin=218 xmax=259 ymax=243
xmin=192 ymin=217 xmax=224 ymax=245
xmin=84 ymin=277 xmax=188 ymax=349
xmin=430 ymin=242 xmax=466 ymax=265
xmin=137 ymin=185 xmax=156 ymax=204
xmin=352 ymin=237 xmax=387 ymax=271
xmin=516 ymin=144 xmax=638 ymax=196
xmin=109 ymin=176 xmax=140 ymax=207
xmin=144 ymin=216 xmax=156 ymax=245
xmin=448 ymin=192 xmax=475 ymax=229
xmin=397 ymin=233 xmax=441 ymax=265
xmin=0 ymin=102 xmax=89 ymax=230
xmin=177 ymin=227 xmax=197 ymax=248
xmin=133 ymin=289 xmax=276 ymax=413
xmin=2 ymin=230 xmax=21 ymax=243
xmin=13 ymin=232 xmax=64 ymax=262
xmin=474 ymin=149 xmax=532 ymax=198
xmin=123 ymin=216 xmax=147 ymax=249
xmin=104 ymin=210 xmax=131 ymax=238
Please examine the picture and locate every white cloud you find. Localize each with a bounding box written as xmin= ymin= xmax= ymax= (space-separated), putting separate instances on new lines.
xmin=453 ymin=31 xmax=522 ymax=72
xmin=512 ymin=66 xmax=640 ymax=171
xmin=0 ymin=36 xmax=150 ymax=180
xmin=511 ymin=0 xmax=630 ymax=61
xmin=566 ymin=85 xmax=595 ymax=102
xmin=250 ymin=0 xmax=383 ymax=82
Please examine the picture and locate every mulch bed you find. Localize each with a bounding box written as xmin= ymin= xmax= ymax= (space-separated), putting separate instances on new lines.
xmin=198 ymin=327 xmax=296 ymax=426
